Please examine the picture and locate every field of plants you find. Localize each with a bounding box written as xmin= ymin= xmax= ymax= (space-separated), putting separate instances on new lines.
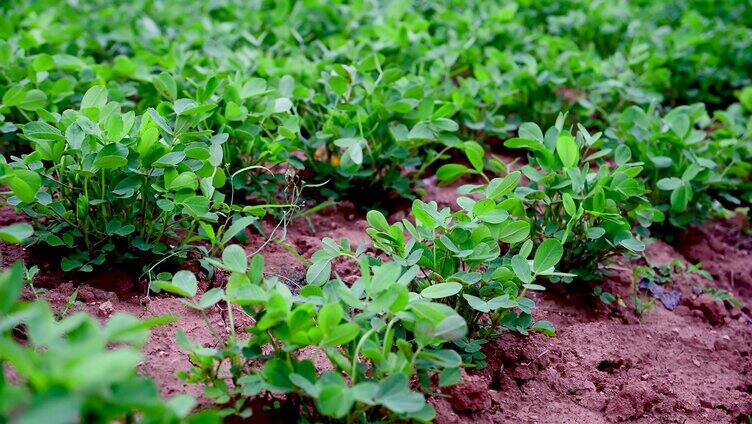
xmin=1 ymin=0 xmax=751 ymax=422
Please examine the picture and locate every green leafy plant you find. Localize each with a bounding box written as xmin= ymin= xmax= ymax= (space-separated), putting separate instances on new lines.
xmin=712 ymin=88 xmax=752 ymax=205
xmin=0 ymin=222 xmax=33 ymax=245
xmin=174 ymin=244 xmax=467 ymax=422
xmin=0 ymin=224 xmax=216 ymax=423
xmin=502 ymin=115 xmax=658 ymax=278
xmin=453 ymin=338 xmax=488 ymax=369
xmin=610 ymin=104 xmax=745 ymax=228
xmin=631 ymin=258 xmax=712 ymax=317
xmin=634 ymin=258 xmax=712 ymax=285
xmin=0 ymin=263 xmax=219 ymax=423
xmin=702 ymin=286 xmax=743 ymax=310
xmin=4 ymin=0 xmax=750 ymax=209
xmin=366 ymin=190 xmax=562 ymax=337
xmin=296 ymin=67 xmax=467 ymax=205
xmin=0 ymin=85 xmax=257 ymax=271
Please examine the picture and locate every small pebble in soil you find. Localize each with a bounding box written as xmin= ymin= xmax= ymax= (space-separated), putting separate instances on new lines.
xmin=98 ymin=300 xmax=114 ymax=317
xmin=714 ymin=338 xmax=730 ymax=351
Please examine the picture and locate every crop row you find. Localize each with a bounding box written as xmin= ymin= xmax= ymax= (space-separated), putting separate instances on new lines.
xmin=1 ymin=0 xmax=751 ymax=422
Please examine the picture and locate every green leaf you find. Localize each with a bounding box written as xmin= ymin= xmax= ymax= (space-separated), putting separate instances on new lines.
xmin=0 ymin=223 xmax=34 ymax=244
xmin=2 ymin=86 xmax=25 ymax=107
xmin=155 ymin=271 xmax=197 ymax=297
xmin=329 ymin=75 xmax=348 ymax=97
xmin=263 ymin=359 xmax=294 ymax=392
xmin=368 ymin=262 xmax=402 ymax=295
xmin=23 ymin=121 xmax=63 ymax=143
xmin=463 ymin=294 xmax=490 ymax=313
xmin=665 ymin=113 xmax=689 ymax=138
xmin=7 ymin=170 xmax=41 ymax=203
xmin=306 ymin=259 xmax=331 ymax=286
xmin=650 ymin=156 xmax=673 ymax=168
xmin=412 ymin=200 xmax=439 ymax=229
xmin=65 ymin=123 xmax=85 ymax=149
xmin=519 ymin=122 xmax=544 ymax=142
xmin=154 ymin=151 xmax=186 ymax=167
xmin=511 ymin=255 xmax=532 ymax=284
xmin=32 ymin=54 xmax=55 ymax=71
xmin=562 ymin=193 xmax=576 ymax=216
xmin=197 ymin=288 xmax=225 ymax=309
xmin=322 ymin=323 xmax=360 ymax=346
xmin=226 ymin=274 xmax=267 ymax=305
xmin=532 ymin=320 xmax=556 ymax=336
xmin=463 ymin=141 xmax=485 ymax=172
xmin=504 ymin=137 xmax=546 ymax=152
xmin=80 ymin=85 xmax=108 ymax=110
xmin=154 ymin=72 xmax=177 ymax=100
xmin=318 ymin=303 xmax=343 ymax=334
xmin=248 ymin=255 xmax=264 ymax=285
xmin=0 ymin=263 xmax=25 ymax=313
xmin=171 ymin=271 xmax=198 ymax=297
xmin=180 ymin=196 xmax=209 ymax=217
xmin=374 ymin=374 xmax=426 ymax=414
xmin=420 ymin=282 xmax=462 ymax=299
xmin=436 ymin=164 xmax=470 ymax=185
xmin=432 ymin=315 xmax=467 ymax=340
xmin=555 ymin=134 xmax=579 ymax=167
xmin=366 ymin=210 xmax=390 ymax=232
xmin=317 ymin=384 xmax=353 ymax=418
xmin=272 ymin=98 xmax=293 ymax=113
xmin=587 ymin=227 xmax=606 ymax=239
xmin=222 ymin=245 xmax=248 ymax=273
xmin=221 ymin=216 xmax=257 ymax=244
xmin=240 ymin=78 xmax=267 ymax=98
xmin=94 ymin=143 xmax=128 ymax=169
xmin=165 ymin=395 xmax=196 ymax=418
xmin=486 ymin=171 xmax=521 ymax=199
xmin=289 ymin=373 xmax=319 ymax=397
xmin=614 ymin=145 xmax=631 ymax=166
xmin=18 ymin=89 xmax=47 ymax=110
xmin=670 ymin=185 xmax=692 ymax=212
xmin=657 ymin=177 xmax=682 ymax=191
xmin=498 ymin=220 xmax=530 ymax=244
xmin=533 ymin=239 xmax=563 ymax=273
xmin=619 ymin=238 xmax=645 ymax=252
xmin=487 ymin=294 xmax=518 ymax=309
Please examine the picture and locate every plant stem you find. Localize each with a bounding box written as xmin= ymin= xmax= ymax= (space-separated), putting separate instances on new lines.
xmin=350 ymin=329 xmax=375 ymax=384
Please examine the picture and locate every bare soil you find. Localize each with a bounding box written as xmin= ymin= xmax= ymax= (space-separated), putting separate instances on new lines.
xmin=2 ymin=189 xmax=751 ymax=423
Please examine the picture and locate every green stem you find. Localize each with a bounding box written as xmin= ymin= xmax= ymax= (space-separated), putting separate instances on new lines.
xmin=409 ymin=345 xmax=424 ymax=374
xmin=413 ymin=146 xmax=452 ymax=181
xmin=351 ymin=329 xmax=375 ymax=384
xmin=227 ymin=300 xmax=236 ymax=343
xmin=381 ymin=317 xmax=399 ymax=357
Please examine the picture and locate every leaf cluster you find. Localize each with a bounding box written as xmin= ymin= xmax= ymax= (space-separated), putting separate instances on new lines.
xmin=174 ymin=244 xmax=468 ymax=422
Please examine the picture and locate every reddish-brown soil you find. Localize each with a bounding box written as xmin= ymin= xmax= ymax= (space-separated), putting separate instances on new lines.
xmin=433 ymin=217 xmax=752 ymax=423
xmin=2 ymin=190 xmax=751 ymax=423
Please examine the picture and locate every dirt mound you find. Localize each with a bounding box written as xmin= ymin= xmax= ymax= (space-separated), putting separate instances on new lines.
xmin=433 ymin=222 xmax=752 ymax=423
